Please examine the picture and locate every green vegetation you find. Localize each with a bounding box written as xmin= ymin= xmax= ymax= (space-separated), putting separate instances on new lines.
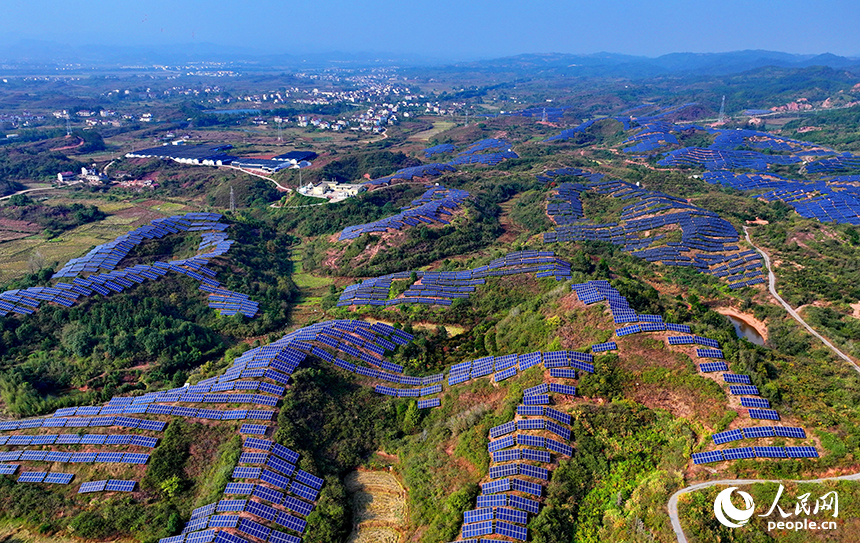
xmin=2 ymin=195 xmax=106 ymax=237
xmin=5 ymin=64 xmax=860 ymax=543
xmin=0 ymin=148 xmax=83 ymax=182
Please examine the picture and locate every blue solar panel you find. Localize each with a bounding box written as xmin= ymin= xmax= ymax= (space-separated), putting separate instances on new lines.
xmin=477 ymin=494 xmax=507 ymax=508
xmin=699 ymin=362 xmax=729 ymax=373
xmin=78 ymin=480 xmax=107 ymax=493
xmin=266 ymin=455 xmax=296 ymax=477
xmin=246 ymin=499 xmax=278 ymax=522
xmin=217 ymin=499 xmax=247 ymax=512
xmin=741 ymin=397 xmax=771 ymax=409
xmin=481 ymin=478 xmax=511 ymax=494
xmin=519 ymin=463 xmax=550 ymax=481
xmin=712 ymin=429 xmax=744 ymax=445
xmin=239 ymin=424 xmax=268 ymax=435
xmin=244 ymin=438 xmax=273 ymax=451
xmin=232 ymin=467 xmax=262 ymax=479
xmin=545 ymin=407 xmax=571 ymax=425
xmin=771 ymin=426 xmax=804 ymax=439
xmin=122 ymin=453 xmax=149 ymax=464
xmin=238 ymin=518 xmax=271 ymax=541
xmin=463 ymin=508 xmax=494 ymax=524
xmin=755 ymin=446 xmax=787 ymax=458
xmin=785 ymin=446 xmax=818 ymax=458
xmin=17 ymin=471 xmax=47 ymax=483
xmin=509 ymin=494 xmax=540 ymax=514
xmin=289 ymin=481 xmax=319 ymax=502
xmin=691 ymin=451 xmax=724 ymax=464
xmin=496 ymin=520 xmax=528 ymax=541
xmin=489 ymin=464 xmax=519 ymax=479
xmin=749 ymin=409 xmax=780 ymax=421
xmin=491 ymin=421 xmax=517 ymax=438
xmin=208 ymin=515 xmax=241 ymax=528
xmin=523 ymin=394 xmax=549 ymax=405
xmin=261 ymin=469 xmax=289 ymax=490
xmin=295 ymin=469 xmax=324 ymax=490
xmin=462 ymin=520 xmax=493 ymax=538
xmin=723 ymin=374 xmax=752 ymax=384
xmin=269 ymin=529 xmax=301 ymax=543
xmin=105 ymin=479 xmax=136 ymax=492
xmin=271 ymin=443 xmax=299 ymax=463
xmin=722 ymin=447 xmax=756 ymax=460
xmin=275 ymin=511 xmax=307 ymax=534
xmin=522 ymin=448 xmax=551 ymax=463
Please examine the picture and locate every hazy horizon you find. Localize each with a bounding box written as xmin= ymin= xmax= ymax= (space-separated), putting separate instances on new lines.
xmin=1 ymin=0 xmax=858 ymax=61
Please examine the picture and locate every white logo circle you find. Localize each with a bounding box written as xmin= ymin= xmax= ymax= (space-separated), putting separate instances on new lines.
xmin=714 ymin=487 xmax=755 ymax=528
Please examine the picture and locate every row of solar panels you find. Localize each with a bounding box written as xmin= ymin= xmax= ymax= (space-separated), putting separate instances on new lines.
xmin=712 ymin=426 xmax=806 ymax=445
xmin=0 ymin=433 xmax=157 ymax=447
xmin=0 ymin=416 xmax=165 ymax=432
xmin=339 ymin=185 xmax=469 ymax=240
xmin=693 ymin=446 xmax=819 ymax=464
xmin=54 ymin=213 xmax=225 ymax=278
xmin=0 ymin=450 xmax=148 ymax=464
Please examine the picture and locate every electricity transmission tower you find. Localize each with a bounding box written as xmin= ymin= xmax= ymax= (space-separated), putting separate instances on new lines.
xmin=718 ymin=95 xmax=726 ymax=124
xmin=230 ymin=186 xmax=236 ymax=213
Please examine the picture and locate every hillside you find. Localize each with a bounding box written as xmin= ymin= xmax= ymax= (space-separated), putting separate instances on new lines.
xmin=3 ymin=77 xmax=860 ymax=543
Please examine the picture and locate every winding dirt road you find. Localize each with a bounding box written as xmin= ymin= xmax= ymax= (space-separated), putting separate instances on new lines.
xmin=743 ymin=226 xmax=859 ymax=373
xmin=668 ymin=472 xmax=860 ymax=542
xmin=667 ymin=228 xmax=860 ymax=542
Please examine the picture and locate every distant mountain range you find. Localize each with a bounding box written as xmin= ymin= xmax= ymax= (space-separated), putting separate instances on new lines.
xmin=0 ymin=40 xmax=857 ymax=76
xmin=454 ymin=51 xmax=860 ymax=77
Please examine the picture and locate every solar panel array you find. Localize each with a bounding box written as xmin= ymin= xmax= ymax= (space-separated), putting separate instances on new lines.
xmin=693 ymin=444 xmax=819 ymax=464
xmin=423 ymin=143 xmax=456 ymax=158
xmin=154 ymin=320 xmax=330 ymax=543
xmin=712 ymin=426 xmax=807 ymax=445
xmin=0 ymin=213 xmax=261 ymax=319
xmin=339 ymin=185 xmax=470 ymax=240
xmin=542 ymin=174 xmax=769 ymax=287
xmin=543 ymin=118 xmax=598 ymax=142
xmin=338 ymin=250 xmax=573 ymax=308
xmin=363 ymin=162 xmax=457 ymax=187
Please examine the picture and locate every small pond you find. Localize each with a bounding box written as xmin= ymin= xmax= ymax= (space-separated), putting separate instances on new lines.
xmin=724 ymin=314 xmax=766 ymax=346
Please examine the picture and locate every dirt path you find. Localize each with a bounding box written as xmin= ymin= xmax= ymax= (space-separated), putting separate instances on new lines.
xmin=668 ymin=471 xmax=860 ymax=542
xmin=220 ymin=165 xmax=292 ymax=191
xmin=0 ymin=186 xmax=62 ymax=201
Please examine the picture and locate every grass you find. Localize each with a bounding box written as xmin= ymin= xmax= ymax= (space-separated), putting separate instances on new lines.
xmin=409 ymin=121 xmax=456 ymax=142
xmin=0 ymin=520 xmax=136 ymax=543
xmin=292 ymin=258 xmax=335 ymax=289
xmin=0 ymin=197 xmax=183 ymax=283
xmin=148 ymin=201 xmax=188 ymax=213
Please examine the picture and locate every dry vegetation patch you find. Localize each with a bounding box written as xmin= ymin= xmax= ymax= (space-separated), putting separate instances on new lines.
xmin=345 ymin=470 xmax=406 ymax=543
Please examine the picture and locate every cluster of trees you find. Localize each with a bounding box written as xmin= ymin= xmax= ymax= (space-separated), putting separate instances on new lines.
xmin=314 ymin=150 xmax=421 ymax=183
xmin=279 ymin=183 xmax=425 ymax=237
xmin=0 ymin=147 xmax=83 ymax=181
xmin=3 ymin=194 xmax=107 ymax=236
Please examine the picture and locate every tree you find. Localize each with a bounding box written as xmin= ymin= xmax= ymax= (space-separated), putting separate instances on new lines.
xmin=9 ymin=194 xmax=32 ymax=206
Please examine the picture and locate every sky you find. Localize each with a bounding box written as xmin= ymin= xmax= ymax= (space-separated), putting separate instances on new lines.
xmin=1 ymin=0 xmax=859 ymax=61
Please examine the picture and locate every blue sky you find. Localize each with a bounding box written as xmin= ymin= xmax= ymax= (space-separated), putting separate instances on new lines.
xmin=1 ymin=0 xmax=858 ymax=59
